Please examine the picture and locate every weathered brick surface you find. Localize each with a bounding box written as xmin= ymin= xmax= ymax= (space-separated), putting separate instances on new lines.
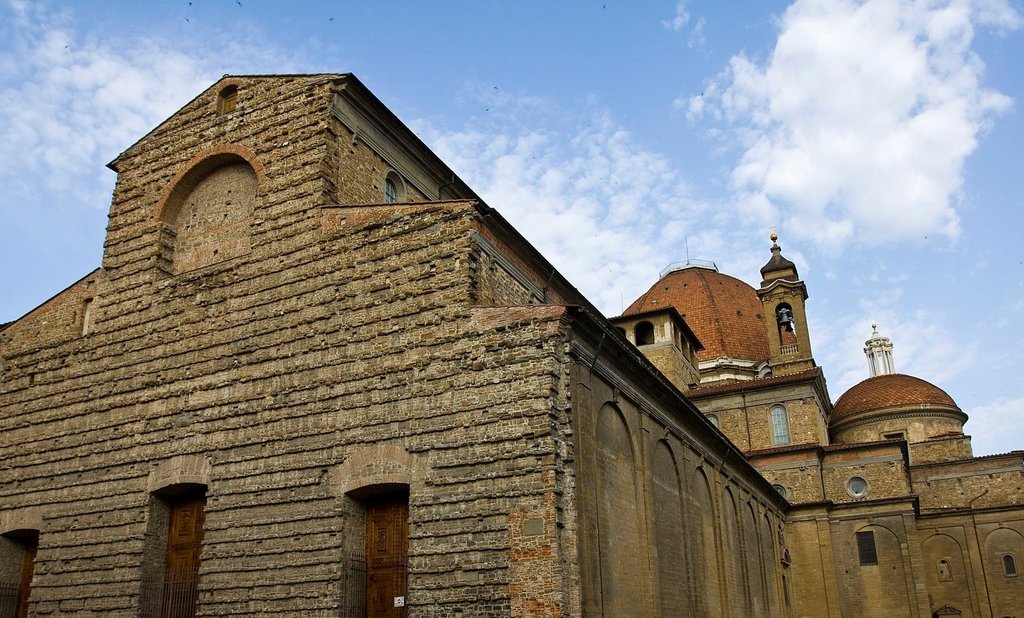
xmin=0 ymin=75 xmax=581 ymax=616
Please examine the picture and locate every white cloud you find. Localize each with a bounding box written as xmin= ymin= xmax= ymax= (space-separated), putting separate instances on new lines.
xmin=0 ymin=1 xmax=300 ymax=217
xmin=689 ymin=16 xmax=707 ymax=48
xmin=662 ymin=1 xmax=690 ymax=31
xmin=687 ymin=0 xmax=1020 ymax=249
xmin=813 ymin=296 xmax=977 ymax=399
xmin=0 ymin=3 xmax=209 ymax=212
xmin=966 ymin=396 xmax=1024 ymax=455
xmin=413 ymin=91 xmax=771 ymax=317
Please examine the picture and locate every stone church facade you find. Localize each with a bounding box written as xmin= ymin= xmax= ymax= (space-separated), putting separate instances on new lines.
xmin=0 ymin=74 xmax=791 ymax=617
xmin=3 ymin=73 xmax=1022 ymax=617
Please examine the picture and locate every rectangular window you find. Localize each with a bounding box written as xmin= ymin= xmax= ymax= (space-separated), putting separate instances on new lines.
xmin=857 ymin=531 xmax=878 ymax=566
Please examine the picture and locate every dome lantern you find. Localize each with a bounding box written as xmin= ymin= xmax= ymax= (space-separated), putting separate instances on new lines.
xmin=864 ymin=322 xmax=896 ymax=377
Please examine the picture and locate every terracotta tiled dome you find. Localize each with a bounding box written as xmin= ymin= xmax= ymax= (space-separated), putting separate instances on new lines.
xmin=623 ymin=266 xmax=770 ymax=363
xmin=833 ymin=374 xmax=960 ymax=421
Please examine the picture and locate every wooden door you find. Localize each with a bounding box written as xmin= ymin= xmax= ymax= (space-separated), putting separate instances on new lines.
xmin=15 ymin=540 xmax=37 ymax=618
xmin=365 ymin=493 xmax=409 ymax=618
xmin=163 ymin=496 xmax=205 ymax=618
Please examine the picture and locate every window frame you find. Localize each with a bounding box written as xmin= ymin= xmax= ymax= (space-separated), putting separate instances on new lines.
xmin=1004 ymin=553 xmax=1018 ymax=577
xmin=217 ymin=85 xmax=238 ymax=115
xmin=856 ymin=530 xmax=878 ymax=566
xmin=384 ymin=170 xmax=405 ymax=204
xmin=846 ymin=476 xmax=869 ymax=498
xmin=769 ymin=404 xmax=791 ymax=446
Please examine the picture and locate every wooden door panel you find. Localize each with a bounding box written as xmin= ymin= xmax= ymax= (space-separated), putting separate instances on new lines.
xmin=168 ymin=499 xmax=204 ymax=549
xmin=163 ymin=496 xmax=205 ymax=618
xmin=16 ymin=542 xmax=37 ymax=618
xmin=365 ymin=494 xmax=408 ymax=618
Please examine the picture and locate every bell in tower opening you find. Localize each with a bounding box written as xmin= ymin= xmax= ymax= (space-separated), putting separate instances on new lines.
xmin=776 ymin=304 xmax=797 ymax=334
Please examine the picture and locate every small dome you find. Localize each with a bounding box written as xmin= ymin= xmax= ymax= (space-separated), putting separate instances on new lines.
xmin=623 ymin=265 xmax=770 ymax=363
xmin=833 ymin=374 xmax=960 ymax=422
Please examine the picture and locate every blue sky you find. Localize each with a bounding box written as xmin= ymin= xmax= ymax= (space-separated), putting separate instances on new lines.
xmin=2 ymin=0 xmax=1022 ymax=455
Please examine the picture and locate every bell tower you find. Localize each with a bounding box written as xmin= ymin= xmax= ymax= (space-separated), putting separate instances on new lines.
xmin=757 ymin=234 xmax=815 ymax=375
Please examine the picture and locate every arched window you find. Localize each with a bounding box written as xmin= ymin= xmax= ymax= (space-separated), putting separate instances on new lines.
xmin=635 ymin=321 xmax=655 ymax=345
xmin=707 ymin=414 xmax=720 ymax=428
xmin=217 ymin=85 xmax=238 ymax=114
xmin=384 ymin=177 xmax=397 ymax=203
xmin=384 ymin=170 xmax=405 ymax=203
xmin=937 ymin=559 xmax=951 ymax=581
xmin=1004 ymin=554 xmax=1018 ymax=577
xmin=770 ymin=404 xmax=790 ymax=445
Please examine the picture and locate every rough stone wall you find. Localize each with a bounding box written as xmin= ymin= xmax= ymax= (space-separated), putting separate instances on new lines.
xmin=636 ymin=343 xmax=695 ymax=391
xmin=917 ymin=521 xmax=978 ymax=617
xmin=827 ymin=512 xmax=929 ymax=617
xmin=1 ymin=195 xmax=583 ymax=615
xmin=0 ymin=269 xmax=104 ymax=357
xmin=820 ymin=444 xmax=910 ymax=503
xmin=0 ymin=75 xmax=586 ymax=617
xmin=833 ymin=414 xmax=965 ymax=447
xmin=784 ymin=513 xmax=840 ymax=618
xmin=691 ymin=382 xmax=828 ymax=452
xmin=328 ymin=117 xmax=429 ymax=206
xmin=917 ymin=513 xmax=1024 ymax=617
xmin=103 ymin=76 xmax=339 ymax=293
xmin=569 ymin=346 xmax=787 ymax=618
xmin=750 ymin=449 xmax=825 ymax=504
xmin=468 ymin=243 xmax=541 ymax=307
xmin=909 ymin=434 xmax=974 ymax=465
xmin=912 ymin=454 xmax=1024 ymax=511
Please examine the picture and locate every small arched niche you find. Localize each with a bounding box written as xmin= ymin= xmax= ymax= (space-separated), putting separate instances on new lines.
xmin=635 ymin=321 xmax=655 ymax=345
xmin=157 ymin=151 xmax=260 ymax=275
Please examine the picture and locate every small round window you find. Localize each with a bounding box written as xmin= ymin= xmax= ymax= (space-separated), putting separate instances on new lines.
xmin=707 ymin=414 xmax=719 ymax=428
xmin=846 ymin=476 xmax=869 ymax=498
xmin=772 ymin=484 xmax=788 ymax=499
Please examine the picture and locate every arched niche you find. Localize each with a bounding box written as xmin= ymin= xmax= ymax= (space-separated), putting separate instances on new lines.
xmin=155 ymin=146 xmax=264 ymax=275
xmin=691 ymin=465 xmax=721 ymax=614
xmin=651 ymin=440 xmax=687 ymax=614
xmin=594 ymin=403 xmax=645 ymax=615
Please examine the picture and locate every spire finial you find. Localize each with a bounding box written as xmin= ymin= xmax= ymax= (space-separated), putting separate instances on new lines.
xmin=769 ymin=226 xmax=778 ymax=246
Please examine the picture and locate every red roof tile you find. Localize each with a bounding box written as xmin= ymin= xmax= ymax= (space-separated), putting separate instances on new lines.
xmin=623 ymin=267 xmax=770 ymax=363
xmin=833 ymin=374 xmax=959 ymax=420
